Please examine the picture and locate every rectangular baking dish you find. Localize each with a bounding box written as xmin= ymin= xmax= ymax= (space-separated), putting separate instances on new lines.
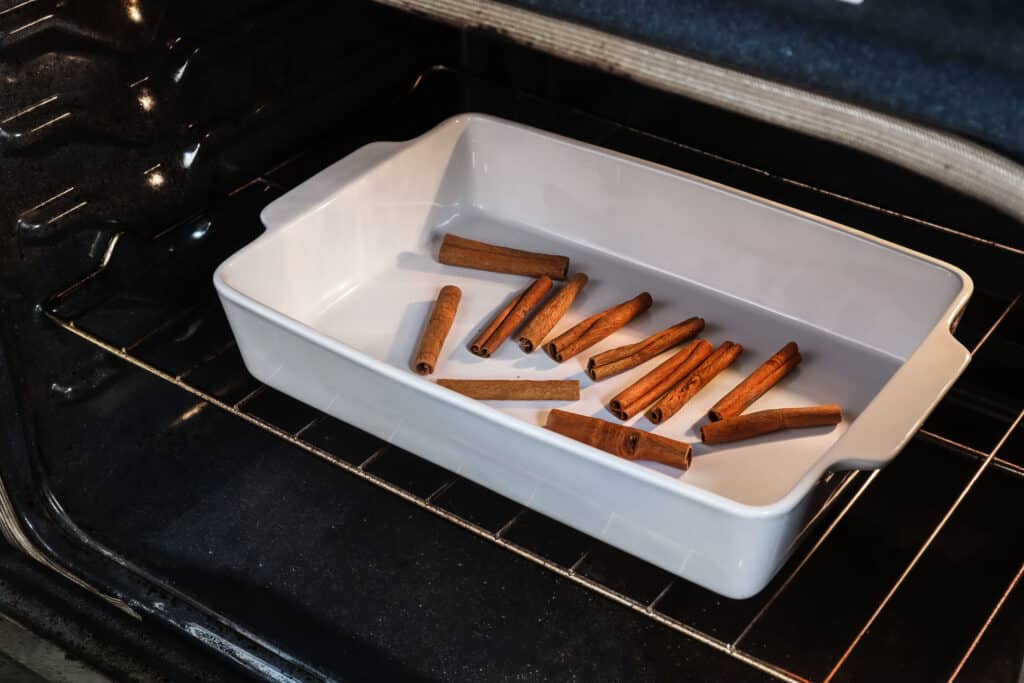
xmin=214 ymin=114 xmax=972 ymax=598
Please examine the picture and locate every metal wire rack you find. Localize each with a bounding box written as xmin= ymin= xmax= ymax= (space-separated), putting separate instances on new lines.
xmin=42 ymin=218 xmax=1024 ymax=683
xmin=37 ymin=69 xmax=1024 ymax=682
xmin=46 ymin=305 xmax=846 ymax=682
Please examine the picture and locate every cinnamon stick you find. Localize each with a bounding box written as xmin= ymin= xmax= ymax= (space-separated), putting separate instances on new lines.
xmin=470 ymin=276 xmax=553 ymax=357
xmin=708 ymin=342 xmax=801 ymax=421
xmin=438 ymin=233 xmax=569 ymax=280
xmin=646 ymin=341 xmax=743 ymax=424
xmin=546 ymin=409 xmax=691 ymax=470
xmin=608 ymin=339 xmax=713 ymax=420
xmin=544 ymin=292 xmax=653 ymax=362
xmin=412 ymin=285 xmax=462 ymax=375
xmin=437 ymin=379 xmax=580 ymax=401
xmin=587 ymin=317 xmax=705 ymax=380
xmin=518 ymin=273 xmax=589 ymax=353
xmin=701 ymin=405 xmax=842 ymax=444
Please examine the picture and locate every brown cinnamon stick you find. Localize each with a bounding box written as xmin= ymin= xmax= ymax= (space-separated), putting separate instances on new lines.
xmin=437 ymin=379 xmax=580 ymax=401
xmin=470 ymin=276 xmax=553 ymax=357
xmin=412 ymin=285 xmax=462 ymax=375
xmin=646 ymin=341 xmax=744 ymax=424
xmin=544 ymin=292 xmax=653 ymax=362
xmin=438 ymin=233 xmax=569 ymax=280
xmin=708 ymin=342 xmax=801 ymax=421
xmin=546 ymin=409 xmax=691 ymax=470
xmin=518 ymin=273 xmax=589 ymax=353
xmin=608 ymin=339 xmax=714 ymax=420
xmin=587 ymin=317 xmax=705 ymax=381
xmin=701 ymin=405 xmax=842 ymax=444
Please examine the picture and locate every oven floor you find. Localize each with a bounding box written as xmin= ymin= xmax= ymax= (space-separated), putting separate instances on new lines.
xmin=38 ymin=351 xmax=781 ymax=681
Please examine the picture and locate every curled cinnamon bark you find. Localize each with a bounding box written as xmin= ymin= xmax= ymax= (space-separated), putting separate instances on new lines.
xmin=412 ymin=285 xmax=462 ymax=375
xmin=518 ymin=273 xmax=589 ymax=353
xmin=544 ymin=292 xmax=653 ymax=362
xmin=701 ymin=405 xmax=842 ymax=444
xmin=470 ymin=276 xmax=553 ymax=357
xmin=438 ymin=379 xmax=580 ymax=401
xmin=438 ymin=233 xmax=569 ymax=280
xmin=608 ymin=339 xmax=713 ymax=420
xmin=646 ymin=341 xmax=743 ymax=424
xmin=587 ymin=317 xmax=705 ymax=380
xmin=708 ymin=342 xmax=801 ymax=421
xmin=546 ymin=409 xmax=691 ymax=470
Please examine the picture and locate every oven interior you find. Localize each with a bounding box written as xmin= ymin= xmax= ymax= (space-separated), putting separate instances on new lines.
xmin=1 ymin=1 xmax=1022 ymax=681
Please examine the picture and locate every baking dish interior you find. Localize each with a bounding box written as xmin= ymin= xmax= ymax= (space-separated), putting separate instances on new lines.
xmin=216 ymin=115 xmax=966 ymax=506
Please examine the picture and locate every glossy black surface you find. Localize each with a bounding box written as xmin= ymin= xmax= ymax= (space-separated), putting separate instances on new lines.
xmin=741 ymin=440 xmax=979 ymax=680
xmin=0 ymin=544 xmax=247 ymax=683
xmin=952 ymin=290 xmax=1014 ymax=352
xmin=834 ymin=465 xmax=1024 ymax=682
xmin=1002 ymin=421 xmax=1024 ymax=469
xmin=433 ymin=480 xmax=521 ymax=532
xmin=363 ymin=448 xmax=453 ymax=500
xmin=300 ymin=416 xmax=386 ymax=467
xmin=955 ymin=566 xmax=1024 ymax=683
xmin=0 ymin=2 xmax=1022 ymax=681
xmin=501 ymin=511 xmax=592 ymax=569
xmin=926 ymin=303 xmax=1024 ymax=452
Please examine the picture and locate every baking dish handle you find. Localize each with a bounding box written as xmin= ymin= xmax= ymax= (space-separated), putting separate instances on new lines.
xmin=825 ymin=327 xmax=970 ymax=471
xmin=260 ymin=140 xmax=405 ymax=232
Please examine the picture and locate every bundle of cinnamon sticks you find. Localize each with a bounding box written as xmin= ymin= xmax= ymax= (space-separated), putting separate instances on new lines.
xmin=408 ymin=231 xmax=842 ymax=469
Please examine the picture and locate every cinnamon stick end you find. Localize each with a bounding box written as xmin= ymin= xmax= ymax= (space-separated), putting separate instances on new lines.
xmin=821 ymin=404 xmax=843 ymax=422
xmin=707 ymin=409 xmax=724 ymax=422
xmin=658 ymin=446 xmax=692 ymax=471
xmin=519 ymin=338 xmax=535 ymax=353
xmin=543 ymin=343 xmax=563 ymax=362
xmin=415 ymin=362 xmax=433 ymax=375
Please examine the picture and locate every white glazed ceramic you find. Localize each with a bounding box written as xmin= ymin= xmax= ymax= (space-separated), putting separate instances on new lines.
xmin=214 ymin=114 xmax=972 ymax=598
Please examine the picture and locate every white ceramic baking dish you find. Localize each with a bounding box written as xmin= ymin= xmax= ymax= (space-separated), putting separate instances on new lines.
xmin=214 ymin=114 xmax=972 ymax=598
